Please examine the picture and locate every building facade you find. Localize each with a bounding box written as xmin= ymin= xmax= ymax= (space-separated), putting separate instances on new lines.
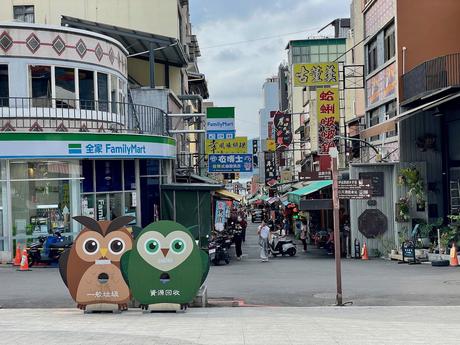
xmin=0 ymin=0 xmax=209 ymax=173
xmin=0 ymin=23 xmax=176 ymax=254
xmin=286 ymin=37 xmax=346 ymax=174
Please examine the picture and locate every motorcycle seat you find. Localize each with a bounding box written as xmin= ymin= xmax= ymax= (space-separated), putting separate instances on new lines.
xmin=48 ymin=241 xmax=72 ymax=248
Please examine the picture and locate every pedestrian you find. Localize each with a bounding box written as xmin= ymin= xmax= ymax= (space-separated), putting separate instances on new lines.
xmin=257 ymin=220 xmax=270 ymax=262
xmin=233 ymin=222 xmax=243 ymax=260
xmin=300 ymin=219 xmax=308 ymax=252
xmin=239 ymin=215 xmax=248 ymax=242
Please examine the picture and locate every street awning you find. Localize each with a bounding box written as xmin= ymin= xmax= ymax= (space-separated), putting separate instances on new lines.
xmin=61 ymin=16 xmax=188 ymax=67
xmin=287 ymin=180 xmax=332 ymax=204
xmin=396 ymin=91 xmax=460 ymax=122
xmin=215 ymin=189 xmax=243 ymax=202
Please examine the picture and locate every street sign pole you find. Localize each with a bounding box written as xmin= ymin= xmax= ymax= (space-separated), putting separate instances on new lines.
xmin=330 ymin=148 xmax=342 ymax=306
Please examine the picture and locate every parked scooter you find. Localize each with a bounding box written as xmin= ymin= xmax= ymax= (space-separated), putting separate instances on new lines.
xmin=208 ymin=231 xmax=232 ymax=265
xmin=269 ymin=233 xmax=296 ymax=257
xmin=27 ymin=231 xmax=73 ymax=267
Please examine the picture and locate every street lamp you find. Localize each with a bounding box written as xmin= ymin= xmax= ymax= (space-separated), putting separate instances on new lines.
xmin=334 ymin=135 xmax=383 ymax=162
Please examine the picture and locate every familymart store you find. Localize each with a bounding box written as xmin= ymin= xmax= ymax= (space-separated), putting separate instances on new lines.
xmin=0 ymin=132 xmax=175 ymax=254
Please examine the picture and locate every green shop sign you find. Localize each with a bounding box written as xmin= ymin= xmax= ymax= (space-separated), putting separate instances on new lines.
xmin=0 ymin=132 xmax=176 ymax=159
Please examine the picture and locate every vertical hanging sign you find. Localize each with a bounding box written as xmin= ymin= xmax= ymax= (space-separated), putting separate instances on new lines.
xmin=317 ymin=88 xmax=340 ymax=155
xmin=264 ymin=152 xmax=277 ymax=186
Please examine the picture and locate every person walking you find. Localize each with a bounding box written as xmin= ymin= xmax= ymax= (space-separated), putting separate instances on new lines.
xmin=239 ymin=215 xmax=248 ymax=243
xmin=234 ymin=221 xmax=243 ymax=260
xmin=258 ymin=220 xmax=270 ymax=262
xmin=300 ymin=219 xmax=308 ymax=252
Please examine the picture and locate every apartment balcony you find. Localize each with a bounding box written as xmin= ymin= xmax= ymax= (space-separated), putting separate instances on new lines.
xmin=402 ymin=53 xmax=460 ymax=102
xmin=0 ymin=97 xmax=168 ymax=136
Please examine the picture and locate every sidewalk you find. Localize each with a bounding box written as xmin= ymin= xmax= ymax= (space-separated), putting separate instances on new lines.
xmin=1 ymin=306 xmax=459 ymax=345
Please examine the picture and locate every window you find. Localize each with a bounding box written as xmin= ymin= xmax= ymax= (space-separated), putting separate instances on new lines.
xmin=384 ymin=24 xmax=395 ymax=62
xmin=55 ymin=67 xmax=76 ymax=108
xmin=30 ymin=66 xmax=51 ymax=107
xmin=385 ymin=101 xmax=398 ymax=138
xmin=13 ymin=5 xmax=34 ymax=23
xmin=369 ymin=108 xmax=380 ymax=141
xmin=97 ymin=73 xmax=109 ymax=112
xmin=0 ymin=65 xmax=8 ymax=107
xmin=367 ymin=38 xmax=378 ymax=73
xmin=111 ymin=75 xmax=118 ymax=113
xmin=78 ymin=69 xmax=95 ymax=110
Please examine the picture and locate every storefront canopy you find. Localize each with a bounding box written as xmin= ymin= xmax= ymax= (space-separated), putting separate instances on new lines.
xmin=287 ymin=180 xmax=332 ymax=204
xmin=215 ymin=189 xmax=243 ymax=202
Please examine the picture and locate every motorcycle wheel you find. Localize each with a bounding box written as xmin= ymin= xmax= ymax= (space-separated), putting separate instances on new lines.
xmin=212 ymin=259 xmax=220 ymax=266
xmin=287 ymin=248 xmax=296 ymax=257
xmin=28 ymin=255 xmax=35 ymax=267
xmin=224 ymin=259 xmax=230 ymax=264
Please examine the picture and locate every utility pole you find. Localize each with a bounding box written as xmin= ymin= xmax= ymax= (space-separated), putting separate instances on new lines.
xmin=330 ymin=147 xmax=342 ymax=306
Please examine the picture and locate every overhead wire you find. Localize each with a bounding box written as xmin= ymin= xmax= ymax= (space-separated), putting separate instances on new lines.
xmin=200 ymin=26 xmax=324 ymax=50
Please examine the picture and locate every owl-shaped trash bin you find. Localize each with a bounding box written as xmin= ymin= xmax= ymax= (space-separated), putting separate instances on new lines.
xmin=59 ymin=216 xmax=134 ymax=311
xmin=120 ymin=220 xmax=209 ymax=309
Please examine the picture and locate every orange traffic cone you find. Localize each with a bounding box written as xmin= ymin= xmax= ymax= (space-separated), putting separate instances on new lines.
xmin=450 ymin=243 xmax=459 ymax=267
xmin=18 ymin=247 xmax=30 ymax=271
xmin=13 ymin=243 xmax=21 ymax=266
xmin=361 ymin=243 xmax=369 ymax=260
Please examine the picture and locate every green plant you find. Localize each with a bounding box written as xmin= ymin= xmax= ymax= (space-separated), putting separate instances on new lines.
xmin=398 ymin=226 xmax=411 ymax=246
xmin=417 ymin=217 xmax=443 ymax=238
xmin=398 ymin=166 xmax=426 ymax=205
xmin=377 ymin=235 xmax=396 ymax=257
xmin=396 ymin=197 xmax=410 ymax=222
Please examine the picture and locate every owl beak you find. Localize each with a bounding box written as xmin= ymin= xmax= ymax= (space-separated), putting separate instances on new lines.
xmin=100 ymin=248 xmax=108 ymax=257
xmin=161 ymin=248 xmax=169 ymax=257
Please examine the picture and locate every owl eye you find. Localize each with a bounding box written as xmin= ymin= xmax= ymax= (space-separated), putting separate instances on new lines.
xmin=83 ymin=238 xmax=99 ymax=255
xmin=171 ymin=238 xmax=186 ymax=254
xmin=145 ymin=239 xmax=160 ymax=255
xmin=109 ymin=238 xmax=125 ymax=255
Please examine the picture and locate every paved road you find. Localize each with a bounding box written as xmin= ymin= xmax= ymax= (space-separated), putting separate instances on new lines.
xmin=1 ymin=306 xmax=460 ymax=345
xmin=1 ymin=222 xmax=460 ymax=308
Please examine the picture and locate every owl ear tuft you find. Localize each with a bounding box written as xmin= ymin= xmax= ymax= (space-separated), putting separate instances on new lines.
xmin=73 ymin=216 xmax=103 ymax=233
xmin=131 ymin=226 xmax=143 ymax=239
xmin=106 ymin=216 xmax=136 ymax=234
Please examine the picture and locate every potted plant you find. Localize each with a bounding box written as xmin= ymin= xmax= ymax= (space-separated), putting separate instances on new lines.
xmin=398 ymin=167 xmax=426 ymax=210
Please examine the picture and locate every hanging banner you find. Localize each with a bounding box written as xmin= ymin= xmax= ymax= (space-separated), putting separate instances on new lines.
xmin=293 ymin=62 xmax=339 ymax=87
xmin=272 ymin=111 xmax=292 ymax=147
xmin=317 ymin=88 xmax=340 ymax=155
xmin=214 ymin=200 xmax=228 ymax=231
xmin=264 ymin=152 xmax=277 ymax=186
xmin=267 ymin=139 xmax=276 ymax=152
xmin=205 ymin=137 xmax=247 ymax=154
xmin=252 ymin=139 xmax=258 ymax=154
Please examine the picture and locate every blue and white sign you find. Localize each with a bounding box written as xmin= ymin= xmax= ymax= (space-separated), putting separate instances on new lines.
xmin=208 ymin=154 xmax=253 ymax=173
xmin=206 ymin=118 xmax=235 ymax=132
xmin=206 ymin=130 xmax=235 ymax=140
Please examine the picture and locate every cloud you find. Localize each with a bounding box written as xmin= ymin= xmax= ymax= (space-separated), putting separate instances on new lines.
xmin=192 ymin=0 xmax=350 ymax=138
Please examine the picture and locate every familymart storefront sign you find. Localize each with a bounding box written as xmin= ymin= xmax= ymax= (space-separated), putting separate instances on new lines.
xmin=0 ymin=133 xmax=176 ymax=159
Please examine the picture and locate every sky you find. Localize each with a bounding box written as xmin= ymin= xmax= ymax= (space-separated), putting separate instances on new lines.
xmin=190 ymin=0 xmax=350 ymax=139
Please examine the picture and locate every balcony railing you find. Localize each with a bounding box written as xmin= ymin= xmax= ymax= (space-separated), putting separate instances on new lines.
xmin=402 ymin=53 xmax=460 ymax=101
xmin=0 ymin=97 xmax=168 ymax=136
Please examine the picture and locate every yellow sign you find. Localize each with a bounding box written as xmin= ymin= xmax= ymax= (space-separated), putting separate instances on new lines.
xmin=293 ymin=62 xmax=339 ymax=87
xmin=267 ymin=139 xmax=276 ymax=152
xmin=205 ymin=137 xmax=248 ymax=154
xmin=317 ymin=88 xmax=340 ymax=155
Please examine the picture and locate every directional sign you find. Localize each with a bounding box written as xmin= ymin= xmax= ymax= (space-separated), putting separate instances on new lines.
xmin=338 ymin=179 xmax=372 ymax=199
xmin=299 ymin=171 xmax=332 ymax=181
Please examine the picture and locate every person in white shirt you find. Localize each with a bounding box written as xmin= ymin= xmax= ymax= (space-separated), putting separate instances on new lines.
xmin=257 ymin=220 xmax=270 ymax=262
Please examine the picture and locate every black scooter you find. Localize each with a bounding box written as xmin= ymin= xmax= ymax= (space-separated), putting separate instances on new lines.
xmin=27 ymin=232 xmax=73 ymax=267
xmin=208 ymin=231 xmax=232 ymax=265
